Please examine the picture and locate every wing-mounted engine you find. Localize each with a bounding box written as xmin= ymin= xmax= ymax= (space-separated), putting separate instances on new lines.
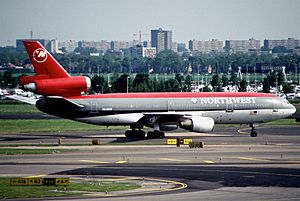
xmin=20 ymin=76 xmax=91 ymax=97
xmin=158 ymin=123 xmax=178 ymax=131
xmin=180 ymin=116 xmax=214 ymax=133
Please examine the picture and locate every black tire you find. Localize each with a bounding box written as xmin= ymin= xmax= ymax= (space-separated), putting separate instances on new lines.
xmin=137 ymin=130 xmax=146 ymax=139
xmin=159 ymin=131 xmax=165 ymax=139
xmin=250 ymin=131 xmax=257 ymax=137
xmin=147 ymin=132 xmax=154 ymax=139
xmin=125 ymin=130 xmax=132 ymax=138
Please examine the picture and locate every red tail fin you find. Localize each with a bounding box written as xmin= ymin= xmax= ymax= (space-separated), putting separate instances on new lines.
xmin=23 ymin=40 xmax=70 ymax=78
xmin=20 ymin=41 xmax=91 ymax=97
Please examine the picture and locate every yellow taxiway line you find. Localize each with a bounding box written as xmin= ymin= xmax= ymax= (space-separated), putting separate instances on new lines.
xmin=159 ymin=158 xmax=191 ymax=162
xmin=238 ymin=157 xmax=270 ymax=162
xmin=203 ymin=160 xmax=215 ymax=164
xmin=80 ymin=160 xmax=109 ymax=164
xmin=25 ymin=174 xmax=47 ymax=178
xmin=85 ymin=176 xmax=188 ymax=197
xmin=115 ymin=160 xmax=128 ymax=164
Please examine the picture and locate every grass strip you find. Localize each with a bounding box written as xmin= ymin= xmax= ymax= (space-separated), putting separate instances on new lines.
xmin=0 ymin=149 xmax=75 ymax=155
xmin=0 ymin=119 xmax=127 ymax=133
xmin=263 ymin=118 xmax=300 ymax=125
xmin=0 ymin=178 xmax=140 ymax=199
xmin=0 ymin=104 xmax=41 ymax=114
xmin=0 ymin=143 xmax=87 ymax=147
xmin=0 ymin=118 xmax=298 ymax=134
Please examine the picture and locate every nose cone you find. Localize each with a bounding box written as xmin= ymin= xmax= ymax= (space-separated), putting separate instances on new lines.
xmin=286 ymin=104 xmax=297 ymax=118
xmin=290 ymin=104 xmax=297 ymax=116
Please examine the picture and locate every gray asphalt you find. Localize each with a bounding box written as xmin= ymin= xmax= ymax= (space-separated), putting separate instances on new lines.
xmin=0 ymin=125 xmax=299 ymax=201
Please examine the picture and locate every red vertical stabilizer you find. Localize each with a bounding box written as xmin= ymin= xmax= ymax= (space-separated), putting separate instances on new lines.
xmin=20 ymin=41 xmax=90 ymax=97
xmin=23 ymin=40 xmax=70 ymax=79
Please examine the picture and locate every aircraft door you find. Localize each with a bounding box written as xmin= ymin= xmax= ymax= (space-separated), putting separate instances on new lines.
xmin=90 ymin=102 xmax=98 ymax=113
xmin=224 ymin=102 xmax=234 ymax=123
xmin=226 ymin=102 xmax=234 ymax=112
xmin=168 ymin=100 xmax=175 ymax=111
xmin=273 ymin=103 xmax=279 ymax=113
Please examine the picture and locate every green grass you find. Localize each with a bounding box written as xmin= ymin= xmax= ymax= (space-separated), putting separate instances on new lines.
xmin=0 ymin=148 xmax=75 ymax=155
xmin=263 ymin=118 xmax=300 ymax=126
xmin=0 ymin=103 xmax=41 ymax=114
xmin=0 ymin=177 xmax=140 ymax=199
xmin=0 ymin=119 xmax=127 ymax=133
xmin=0 ymin=102 xmax=298 ymax=134
xmin=0 ymin=143 xmax=87 ymax=147
xmin=0 ymin=118 xmax=298 ymax=134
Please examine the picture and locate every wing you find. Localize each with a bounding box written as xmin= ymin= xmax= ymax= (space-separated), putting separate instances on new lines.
xmin=136 ymin=112 xmax=191 ymax=128
xmin=135 ymin=112 xmax=214 ymax=133
xmin=5 ymin=94 xmax=39 ymax=105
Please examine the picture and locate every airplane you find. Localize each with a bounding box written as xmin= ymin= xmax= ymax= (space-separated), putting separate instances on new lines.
xmin=17 ymin=40 xmax=296 ymax=138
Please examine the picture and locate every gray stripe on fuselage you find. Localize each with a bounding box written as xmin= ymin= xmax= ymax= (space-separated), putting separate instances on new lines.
xmin=70 ymin=96 xmax=290 ymax=114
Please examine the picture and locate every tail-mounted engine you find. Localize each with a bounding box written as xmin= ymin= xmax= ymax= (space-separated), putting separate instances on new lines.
xmin=20 ymin=76 xmax=91 ymax=97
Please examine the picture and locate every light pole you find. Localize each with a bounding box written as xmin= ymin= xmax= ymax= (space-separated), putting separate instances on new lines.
xmin=254 ymin=66 xmax=257 ymax=90
xmin=197 ymin=65 xmax=200 ymax=87
xmin=126 ymin=76 xmax=129 ymax=93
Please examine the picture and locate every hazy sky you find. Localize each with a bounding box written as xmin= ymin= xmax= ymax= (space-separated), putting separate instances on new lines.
xmin=1 ymin=0 xmax=300 ymax=46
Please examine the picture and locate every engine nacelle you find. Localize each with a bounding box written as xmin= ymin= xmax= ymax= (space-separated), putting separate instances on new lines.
xmin=22 ymin=76 xmax=91 ymax=97
xmin=180 ymin=116 xmax=214 ymax=133
xmin=159 ymin=123 xmax=178 ymax=131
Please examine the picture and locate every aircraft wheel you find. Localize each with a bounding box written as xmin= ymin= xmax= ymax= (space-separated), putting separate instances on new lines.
xmin=153 ymin=130 xmax=165 ymax=139
xmin=158 ymin=131 xmax=165 ymax=138
xmin=147 ymin=131 xmax=155 ymax=139
xmin=136 ymin=130 xmax=146 ymax=139
xmin=250 ymin=131 xmax=257 ymax=137
xmin=125 ymin=130 xmax=133 ymax=138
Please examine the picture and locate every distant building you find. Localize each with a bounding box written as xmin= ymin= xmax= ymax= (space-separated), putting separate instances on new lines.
xmin=189 ymin=39 xmax=223 ymax=53
xmin=177 ymin=43 xmax=187 ymax=52
xmin=294 ymin=47 xmax=300 ymax=55
xmin=58 ymin=40 xmax=78 ymax=52
xmin=16 ymin=39 xmax=59 ymax=53
xmin=264 ymin=38 xmax=300 ymax=50
xmin=111 ymin=41 xmax=134 ymax=51
xmin=78 ymin=40 xmax=111 ymax=52
xmin=131 ymin=45 xmax=156 ymax=58
xmin=225 ymin=38 xmax=260 ymax=53
xmin=172 ymin=42 xmax=177 ymax=52
xmin=248 ymin=38 xmax=261 ymax=51
xmin=151 ymin=28 xmax=172 ymax=53
xmin=50 ymin=39 xmax=59 ymax=53
xmin=142 ymin=40 xmax=151 ymax=47
xmin=142 ymin=47 xmax=156 ymax=58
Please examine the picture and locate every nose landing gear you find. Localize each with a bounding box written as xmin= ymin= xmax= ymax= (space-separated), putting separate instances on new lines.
xmin=250 ymin=124 xmax=257 ymax=137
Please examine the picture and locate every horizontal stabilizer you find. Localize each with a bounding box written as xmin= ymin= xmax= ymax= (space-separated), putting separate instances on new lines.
xmin=5 ymin=95 xmax=38 ymax=105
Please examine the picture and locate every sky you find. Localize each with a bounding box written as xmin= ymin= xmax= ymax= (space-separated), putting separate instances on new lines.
xmin=0 ymin=0 xmax=300 ymax=47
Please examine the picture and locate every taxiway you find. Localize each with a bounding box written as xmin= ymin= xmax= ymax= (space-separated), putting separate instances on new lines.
xmin=0 ymin=125 xmax=299 ymax=200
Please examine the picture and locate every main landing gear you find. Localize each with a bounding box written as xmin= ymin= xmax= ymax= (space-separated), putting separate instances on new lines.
xmin=124 ymin=129 xmax=165 ymax=139
xmin=250 ymin=124 xmax=257 ymax=137
xmin=125 ymin=129 xmax=145 ymax=139
xmin=147 ymin=130 xmax=165 ymax=139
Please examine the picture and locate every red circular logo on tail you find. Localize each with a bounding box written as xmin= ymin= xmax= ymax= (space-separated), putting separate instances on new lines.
xmin=33 ymin=48 xmax=48 ymax=63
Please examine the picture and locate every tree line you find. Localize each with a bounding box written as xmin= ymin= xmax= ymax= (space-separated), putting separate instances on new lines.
xmin=1 ymin=47 xmax=300 ymax=75
xmin=0 ymin=69 xmax=294 ymax=94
